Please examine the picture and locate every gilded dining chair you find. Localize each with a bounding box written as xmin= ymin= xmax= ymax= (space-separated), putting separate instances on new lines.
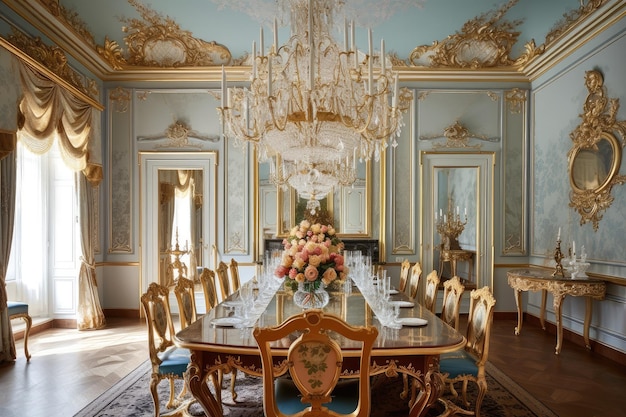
xmin=253 ymin=309 xmax=378 ymax=417
xmin=173 ymin=277 xmax=198 ymax=330
xmin=199 ymin=268 xmax=219 ymax=310
xmin=229 ymin=258 xmax=241 ymax=293
xmin=423 ymin=270 xmax=440 ymax=313
xmin=215 ymin=261 xmax=231 ymax=303
xmin=440 ymin=276 xmax=465 ymax=331
xmin=140 ymin=283 xmax=190 ymax=417
xmin=398 ymin=259 xmax=411 ymax=293
xmin=440 ymin=286 xmax=496 ymax=417
xmin=407 ymin=262 xmax=422 ymax=300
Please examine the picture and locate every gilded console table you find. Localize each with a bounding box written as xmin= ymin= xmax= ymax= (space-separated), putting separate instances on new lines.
xmin=507 ymin=268 xmax=606 ymax=354
xmin=438 ymin=249 xmax=474 ymax=282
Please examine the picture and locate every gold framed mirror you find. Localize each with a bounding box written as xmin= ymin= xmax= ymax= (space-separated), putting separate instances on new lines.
xmin=568 ymin=70 xmax=626 ymax=231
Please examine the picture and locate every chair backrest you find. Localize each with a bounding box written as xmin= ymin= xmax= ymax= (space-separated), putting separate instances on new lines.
xmin=253 ymin=310 xmax=378 ymax=417
xmin=398 ymin=259 xmax=411 ymax=293
xmin=173 ymin=277 xmax=198 ymax=329
xmin=141 ymin=283 xmax=177 ymax=367
xmin=199 ymin=268 xmax=219 ymax=310
xmin=215 ymin=261 xmax=231 ymax=302
xmin=465 ymin=286 xmax=496 ymax=365
xmin=440 ymin=276 xmax=465 ymax=330
xmin=408 ymin=262 xmax=422 ymax=300
xmin=423 ymin=270 xmax=440 ymax=313
xmin=229 ymin=258 xmax=241 ymax=293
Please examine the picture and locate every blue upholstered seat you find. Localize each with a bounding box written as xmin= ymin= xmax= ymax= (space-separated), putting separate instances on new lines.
xmin=157 ymin=347 xmax=191 ymax=376
xmin=275 ymin=377 xmax=359 ymax=415
xmin=8 ymin=301 xmax=29 ymax=316
xmin=439 ymin=350 xmax=478 ymax=378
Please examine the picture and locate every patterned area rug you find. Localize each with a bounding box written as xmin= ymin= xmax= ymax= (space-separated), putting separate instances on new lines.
xmin=74 ymin=361 xmax=558 ymax=417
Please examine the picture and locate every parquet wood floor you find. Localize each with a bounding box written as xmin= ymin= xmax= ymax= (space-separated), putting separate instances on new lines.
xmin=0 ymin=316 xmax=624 ymax=417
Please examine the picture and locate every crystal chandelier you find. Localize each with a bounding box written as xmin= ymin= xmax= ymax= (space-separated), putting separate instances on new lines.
xmin=218 ymin=0 xmax=411 ymax=205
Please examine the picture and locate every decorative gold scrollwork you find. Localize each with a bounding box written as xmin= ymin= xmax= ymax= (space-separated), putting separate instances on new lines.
xmin=96 ymin=0 xmax=232 ymax=69
xmin=568 ymin=70 xmax=626 ymax=231
xmin=408 ymin=0 xmax=544 ymax=69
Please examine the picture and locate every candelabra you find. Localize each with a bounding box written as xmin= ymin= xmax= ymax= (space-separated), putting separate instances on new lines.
xmin=166 ymin=228 xmax=189 ymax=286
xmin=435 ymin=205 xmax=467 ymax=250
xmin=552 ymin=238 xmax=565 ymax=277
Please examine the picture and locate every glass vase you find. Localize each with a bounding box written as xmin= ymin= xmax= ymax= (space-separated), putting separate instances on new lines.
xmin=293 ymin=281 xmax=329 ymax=309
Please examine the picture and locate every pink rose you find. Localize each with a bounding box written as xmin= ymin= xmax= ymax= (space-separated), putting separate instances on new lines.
xmin=304 ymin=265 xmax=319 ymax=281
xmin=334 ymin=255 xmax=344 ymax=266
xmin=274 ymin=265 xmax=288 ymax=278
xmin=288 ymin=268 xmax=298 ymax=279
xmin=321 ymin=225 xmax=328 ymax=233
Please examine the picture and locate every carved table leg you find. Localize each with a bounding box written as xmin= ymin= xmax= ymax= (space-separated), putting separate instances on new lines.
xmin=584 ymin=297 xmax=593 ymax=349
xmin=540 ymin=289 xmax=547 ymax=330
xmin=187 ymin=352 xmax=224 ymax=417
xmin=513 ymin=288 xmax=523 ymax=335
xmin=553 ymin=294 xmax=565 ymax=355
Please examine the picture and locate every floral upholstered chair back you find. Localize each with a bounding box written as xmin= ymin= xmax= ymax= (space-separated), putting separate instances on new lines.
xmin=253 ymin=310 xmax=378 ymax=417
xmin=466 ymin=286 xmax=496 ymax=364
xmin=174 ymin=277 xmax=197 ymax=329
xmin=408 ymin=262 xmax=422 ymax=300
xmin=199 ymin=268 xmax=219 ymax=310
xmin=398 ymin=260 xmax=411 ymax=293
xmin=441 ymin=276 xmax=465 ymax=331
xmin=229 ymin=258 xmax=241 ymax=293
xmin=424 ymin=270 xmax=440 ymax=313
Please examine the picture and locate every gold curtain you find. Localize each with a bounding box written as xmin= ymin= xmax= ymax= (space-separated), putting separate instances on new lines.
xmin=0 ymin=149 xmax=17 ymax=363
xmin=16 ymin=62 xmax=101 ymax=185
xmin=76 ymin=173 xmax=106 ymax=330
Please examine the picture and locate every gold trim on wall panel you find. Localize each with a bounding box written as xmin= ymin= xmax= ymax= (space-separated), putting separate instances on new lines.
xmin=224 ymin=137 xmax=248 ymax=254
xmin=108 ymin=87 xmax=133 ymax=253
xmin=392 ymin=99 xmax=415 ymax=254
xmin=379 ymin=147 xmax=387 ymax=264
xmin=502 ymin=88 xmax=527 ymax=255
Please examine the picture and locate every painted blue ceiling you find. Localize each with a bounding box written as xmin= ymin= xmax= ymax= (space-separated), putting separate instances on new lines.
xmin=59 ymin=0 xmax=582 ymax=61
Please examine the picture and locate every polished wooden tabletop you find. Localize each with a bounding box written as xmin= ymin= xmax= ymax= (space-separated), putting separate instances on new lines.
xmin=175 ymin=284 xmax=465 ymax=357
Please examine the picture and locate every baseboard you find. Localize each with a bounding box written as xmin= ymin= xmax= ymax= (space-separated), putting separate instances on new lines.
xmin=513 ymin=312 xmax=626 ymax=366
xmin=103 ymin=309 xmax=141 ymax=319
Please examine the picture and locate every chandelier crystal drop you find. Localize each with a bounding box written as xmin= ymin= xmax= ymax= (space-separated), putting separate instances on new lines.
xmin=218 ymin=0 xmax=411 ymax=203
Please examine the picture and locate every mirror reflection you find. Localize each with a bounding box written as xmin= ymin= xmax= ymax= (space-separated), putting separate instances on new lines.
xmin=571 ymin=135 xmax=614 ymax=191
xmin=158 ymin=169 xmax=203 ymax=286
xmin=259 ymin=158 xmax=370 ymax=237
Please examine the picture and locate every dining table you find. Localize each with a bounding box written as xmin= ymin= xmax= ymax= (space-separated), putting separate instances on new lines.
xmin=174 ymin=280 xmax=466 ymax=417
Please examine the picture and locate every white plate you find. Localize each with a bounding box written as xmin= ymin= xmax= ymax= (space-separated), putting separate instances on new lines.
xmin=388 ymin=289 xmax=399 ymax=295
xmin=211 ymin=317 xmax=243 ymax=327
xmin=392 ymin=301 xmax=414 ymax=308
xmin=398 ymin=317 xmax=428 ymax=327
xmin=222 ymin=300 xmax=243 ymax=308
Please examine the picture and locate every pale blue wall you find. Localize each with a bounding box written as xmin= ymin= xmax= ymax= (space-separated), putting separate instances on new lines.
xmin=530 ymin=22 xmax=626 ymax=353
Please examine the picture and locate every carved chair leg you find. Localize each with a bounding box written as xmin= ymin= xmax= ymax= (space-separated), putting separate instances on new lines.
xmin=400 ymin=373 xmax=410 ymax=399
xmin=150 ymin=374 xmax=161 ymax=417
xmin=230 ymin=369 xmax=238 ymax=400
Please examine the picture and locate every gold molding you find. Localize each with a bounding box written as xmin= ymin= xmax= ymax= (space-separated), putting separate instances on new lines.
xmin=568 ymin=70 xmax=626 ymax=231
xmin=96 ymin=0 xmax=232 ymax=69
xmin=1 ymin=31 xmax=102 ymax=110
xmin=407 ymin=0 xmax=544 ymax=69
xmin=109 ymin=87 xmax=131 ymax=113
xmin=505 ymin=88 xmax=527 ymax=114
xmin=544 ymin=0 xmax=608 ymax=46
xmin=420 ymin=121 xmax=500 ymax=149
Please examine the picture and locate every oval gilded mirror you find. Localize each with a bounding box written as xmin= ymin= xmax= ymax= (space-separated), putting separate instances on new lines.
xmin=569 ymin=132 xmax=621 ymax=193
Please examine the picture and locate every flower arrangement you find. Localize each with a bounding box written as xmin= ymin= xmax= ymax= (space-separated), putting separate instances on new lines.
xmin=275 ymin=220 xmax=347 ymax=293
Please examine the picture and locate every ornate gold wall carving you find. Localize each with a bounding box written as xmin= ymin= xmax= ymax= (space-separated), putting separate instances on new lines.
xmin=96 ymin=0 xmax=232 ymax=69
xmin=7 ymin=28 xmax=95 ymax=98
xmin=407 ymin=0 xmax=544 ymax=69
xmin=545 ymin=0 xmax=608 ymax=45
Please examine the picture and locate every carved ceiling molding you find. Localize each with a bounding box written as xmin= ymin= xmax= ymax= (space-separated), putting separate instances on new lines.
xmin=6 ymin=28 xmax=98 ymax=100
xmin=37 ymin=0 xmax=96 ymax=47
xmin=96 ymin=0 xmax=232 ymax=70
xmin=545 ymin=0 xmax=608 ymax=45
xmin=407 ymin=0 xmax=545 ymax=69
